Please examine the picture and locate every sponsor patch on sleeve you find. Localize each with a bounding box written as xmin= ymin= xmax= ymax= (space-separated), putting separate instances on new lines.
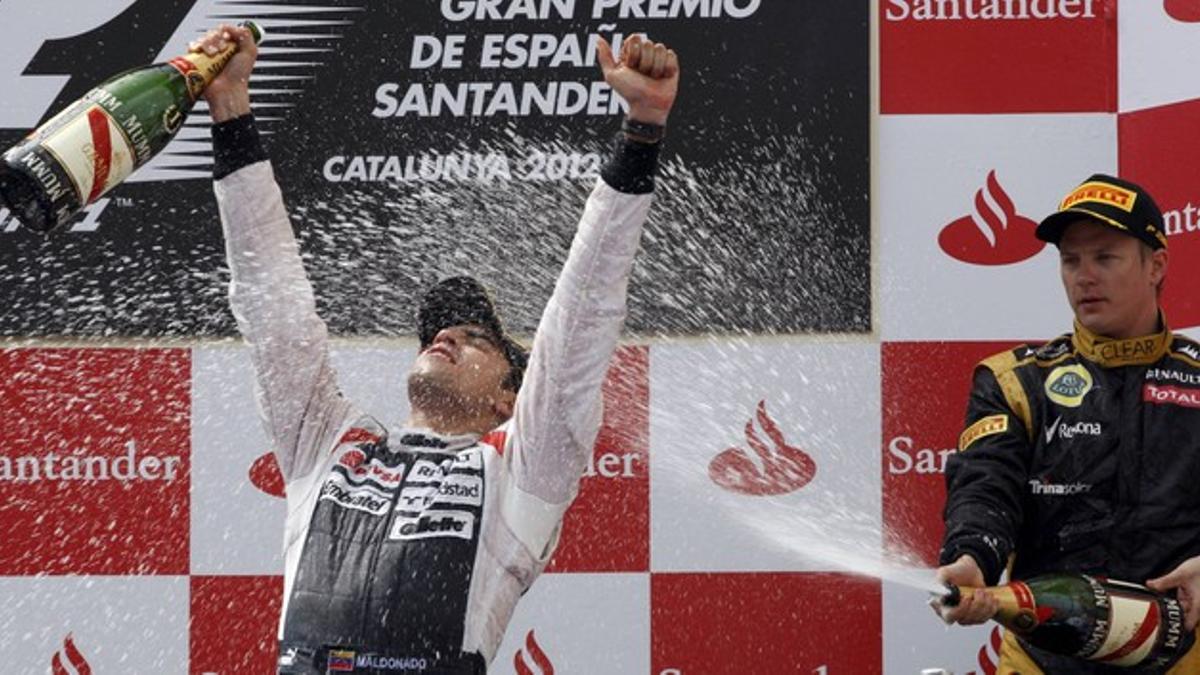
xmin=958 ymin=414 xmax=1009 ymax=452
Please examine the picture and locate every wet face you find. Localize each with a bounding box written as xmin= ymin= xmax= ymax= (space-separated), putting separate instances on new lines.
xmin=1058 ymin=219 xmax=1166 ymax=339
xmin=408 ymin=323 xmax=515 ymax=420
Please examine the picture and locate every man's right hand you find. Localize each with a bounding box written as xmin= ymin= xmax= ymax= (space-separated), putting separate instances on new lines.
xmin=932 ymin=554 xmax=999 ymax=625
xmin=192 ymin=24 xmax=258 ymax=123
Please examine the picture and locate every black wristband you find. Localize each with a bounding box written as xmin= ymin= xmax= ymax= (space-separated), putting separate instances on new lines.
xmin=212 ymin=114 xmax=268 ymax=180
xmin=621 ymin=117 xmax=666 ymax=144
xmin=600 ymin=134 xmax=660 ymax=195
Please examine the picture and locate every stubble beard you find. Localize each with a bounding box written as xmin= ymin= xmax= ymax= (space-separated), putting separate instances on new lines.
xmin=407 ymin=368 xmax=481 ymax=422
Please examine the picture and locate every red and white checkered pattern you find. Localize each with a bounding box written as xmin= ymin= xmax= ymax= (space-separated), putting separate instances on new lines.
xmin=4 ymin=3 xmax=1200 ymax=672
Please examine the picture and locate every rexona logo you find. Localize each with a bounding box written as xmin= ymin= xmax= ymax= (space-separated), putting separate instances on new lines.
xmin=513 ymin=630 xmax=555 ymax=675
xmin=708 ymin=400 xmax=816 ymax=496
xmin=50 ymin=633 xmax=91 ymax=675
xmin=1165 ymin=0 xmax=1200 ymax=22
xmin=939 ymin=171 xmax=1043 ymax=265
xmin=249 ymin=451 xmax=286 ymax=498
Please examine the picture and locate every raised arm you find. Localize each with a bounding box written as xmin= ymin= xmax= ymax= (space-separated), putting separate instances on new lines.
xmin=201 ymin=25 xmax=353 ymax=482
xmin=503 ymin=35 xmax=679 ymax=509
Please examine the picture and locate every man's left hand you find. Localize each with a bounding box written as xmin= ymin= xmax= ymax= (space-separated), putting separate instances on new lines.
xmin=1148 ymin=556 xmax=1200 ymax=630
xmin=596 ymin=34 xmax=679 ymax=126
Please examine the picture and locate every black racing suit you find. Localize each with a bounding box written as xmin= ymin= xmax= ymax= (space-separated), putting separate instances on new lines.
xmin=941 ymin=319 xmax=1200 ymax=673
xmin=212 ymin=115 xmax=659 ymax=674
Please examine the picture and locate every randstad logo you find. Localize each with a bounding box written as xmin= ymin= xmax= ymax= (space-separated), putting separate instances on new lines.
xmin=939 ymin=171 xmax=1044 ymax=265
xmin=1045 ymin=364 xmax=1093 ymax=408
xmin=708 ymin=400 xmax=816 ymax=496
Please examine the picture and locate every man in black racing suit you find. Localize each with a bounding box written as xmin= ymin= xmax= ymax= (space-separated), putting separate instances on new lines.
xmin=935 ymin=174 xmax=1200 ymax=673
xmin=195 ymin=24 xmax=680 ymax=675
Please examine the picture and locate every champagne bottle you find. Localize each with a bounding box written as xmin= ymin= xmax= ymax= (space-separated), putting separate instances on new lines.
xmin=0 ymin=21 xmax=262 ymax=233
xmin=941 ymin=573 xmax=1193 ymax=669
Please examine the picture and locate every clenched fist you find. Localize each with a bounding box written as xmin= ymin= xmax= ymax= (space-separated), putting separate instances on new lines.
xmin=596 ymin=34 xmax=679 ymax=126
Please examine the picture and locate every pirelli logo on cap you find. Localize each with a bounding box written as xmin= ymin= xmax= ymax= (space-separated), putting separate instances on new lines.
xmin=958 ymin=414 xmax=1009 ymax=452
xmin=1059 ymin=181 xmax=1137 ymax=213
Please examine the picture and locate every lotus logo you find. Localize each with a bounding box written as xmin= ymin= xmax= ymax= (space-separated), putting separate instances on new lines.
xmin=708 ymin=401 xmax=816 ymax=496
xmin=51 ymin=634 xmax=91 ymax=675
xmin=249 ymin=452 xmax=286 ymax=498
xmin=1165 ymin=0 xmax=1200 ymax=21
xmin=938 ymin=171 xmax=1044 ymax=265
xmin=513 ymin=630 xmax=554 ymax=675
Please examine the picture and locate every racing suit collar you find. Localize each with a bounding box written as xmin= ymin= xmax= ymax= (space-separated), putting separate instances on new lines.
xmin=1071 ymin=313 xmax=1171 ymax=367
xmin=394 ymin=428 xmax=480 ymax=453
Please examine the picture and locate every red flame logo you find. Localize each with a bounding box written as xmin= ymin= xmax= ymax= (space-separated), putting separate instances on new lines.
xmin=249 ymin=452 xmax=286 ymax=498
xmin=51 ymin=634 xmax=92 ymax=675
xmin=966 ymin=626 xmax=1003 ymax=675
xmin=938 ymin=171 xmax=1044 ymax=265
xmin=1165 ymin=0 xmax=1200 ymax=21
xmin=708 ymin=401 xmax=816 ymax=496
xmin=513 ymin=630 xmax=555 ymax=675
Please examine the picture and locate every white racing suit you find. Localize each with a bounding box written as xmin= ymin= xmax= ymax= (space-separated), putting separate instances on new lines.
xmin=211 ymin=116 xmax=658 ymax=674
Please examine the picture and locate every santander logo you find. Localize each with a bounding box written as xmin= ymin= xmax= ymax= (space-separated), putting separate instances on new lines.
xmin=1165 ymin=0 xmax=1200 ymax=21
xmin=708 ymin=400 xmax=816 ymax=496
xmin=51 ymin=634 xmax=91 ymax=675
xmin=249 ymin=452 xmax=285 ymax=498
xmin=513 ymin=630 xmax=555 ymax=675
xmin=967 ymin=626 xmax=1003 ymax=675
xmin=938 ymin=171 xmax=1044 ymax=265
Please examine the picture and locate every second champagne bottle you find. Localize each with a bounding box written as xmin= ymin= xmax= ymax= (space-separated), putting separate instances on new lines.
xmin=0 ymin=21 xmax=263 ymax=233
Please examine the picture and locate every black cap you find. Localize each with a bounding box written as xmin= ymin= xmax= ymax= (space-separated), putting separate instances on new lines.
xmin=417 ymin=276 xmax=528 ymax=389
xmin=1036 ymin=174 xmax=1168 ymax=250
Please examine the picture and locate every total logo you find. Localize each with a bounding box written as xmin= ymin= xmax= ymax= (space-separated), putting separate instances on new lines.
xmin=512 ymin=630 xmax=555 ymax=675
xmin=938 ymin=171 xmax=1044 ymax=265
xmin=50 ymin=633 xmax=92 ymax=675
xmin=708 ymin=400 xmax=816 ymax=496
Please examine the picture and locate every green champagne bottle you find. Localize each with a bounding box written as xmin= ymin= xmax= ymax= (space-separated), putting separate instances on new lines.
xmin=0 ymin=21 xmax=262 ymax=233
xmin=941 ymin=573 xmax=1193 ymax=669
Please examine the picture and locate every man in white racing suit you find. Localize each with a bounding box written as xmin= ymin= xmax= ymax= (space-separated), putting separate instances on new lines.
xmin=196 ymin=24 xmax=680 ymax=675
